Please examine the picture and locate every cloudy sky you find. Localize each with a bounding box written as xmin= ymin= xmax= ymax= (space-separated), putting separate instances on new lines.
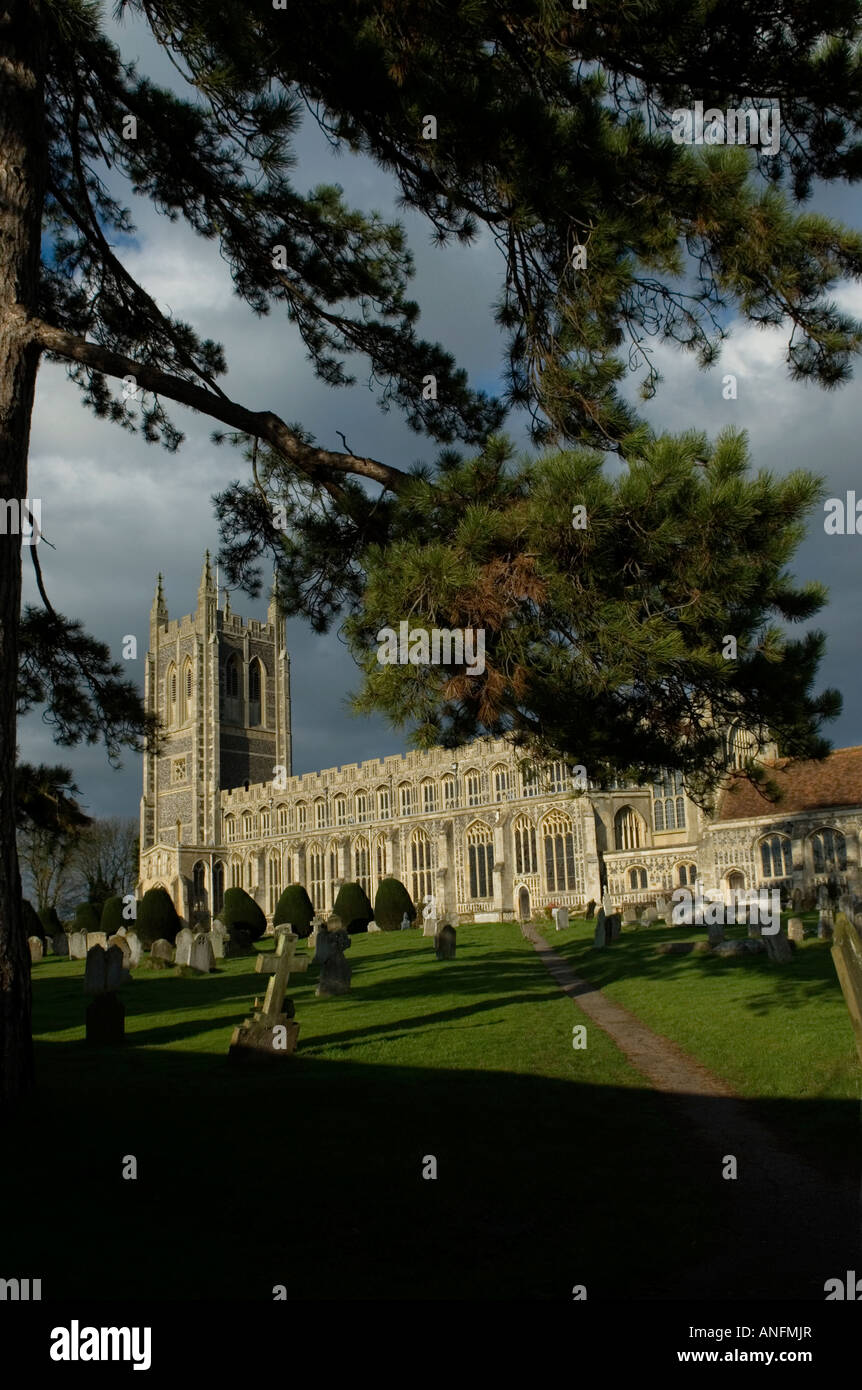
xmin=20 ymin=8 xmax=862 ymax=822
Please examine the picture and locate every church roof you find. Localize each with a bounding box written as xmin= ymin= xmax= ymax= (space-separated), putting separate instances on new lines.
xmin=714 ymin=746 xmax=862 ymax=821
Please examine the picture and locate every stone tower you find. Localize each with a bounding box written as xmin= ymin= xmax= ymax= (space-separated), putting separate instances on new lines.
xmin=139 ymin=557 xmax=292 ymax=866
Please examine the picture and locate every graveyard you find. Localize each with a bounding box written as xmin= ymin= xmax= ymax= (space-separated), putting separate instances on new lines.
xmin=2 ymin=913 xmax=858 ymax=1301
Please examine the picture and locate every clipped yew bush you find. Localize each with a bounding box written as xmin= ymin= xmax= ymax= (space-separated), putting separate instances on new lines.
xmin=220 ymin=886 xmax=267 ymax=942
xmin=273 ymin=884 xmax=315 ymax=937
xmin=333 ymin=881 xmax=373 ymax=935
xmin=373 ymin=877 xmax=416 ymax=932
xmin=136 ymin=887 xmax=181 ymax=947
xmin=100 ymin=895 xmax=125 ymax=937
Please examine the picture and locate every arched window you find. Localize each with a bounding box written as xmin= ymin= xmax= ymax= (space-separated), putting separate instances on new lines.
xmin=810 ymin=828 xmax=847 ymax=874
xmin=181 ymin=659 xmax=193 ymax=722
xmin=513 ymin=816 xmax=538 ymax=875
xmin=296 ymin=803 xmax=307 ymax=831
xmin=260 ymin=808 xmax=271 ymax=836
xmin=276 ymin=804 xmax=288 ymax=834
xmin=192 ymin=861 xmax=207 ymax=911
xmin=422 ymin=780 xmax=437 ymax=814
xmin=652 ymin=770 xmax=686 ymax=831
xmin=213 ymin=861 xmax=225 ymax=917
xmin=548 ymin=760 xmax=567 ymax=793
xmin=493 ymin=766 xmax=511 ymax=801
xmin=248 ymin=658 xmax=264 ymax=727
xmin=308 ymin=845 xmax=325 ymax=912
xmin=375 ymin=834 xmax=387 ymax=889
xmin=223 ymin=653 xmax=242 ymax=722
xmin=267 ymin=853 xmax=282 ymax=915
xmin=355 ymin=792 xmax=368 ymax=824
xmin=224 ymin=815 xmax=237 ymax=844
xmin=230 ymin=858 xmax=242 ymax=888
xmin=315 ymin=799 xmax=326 ymax=829
xmin=441 ymin=776 xmax=456 ymax=808
xmin=629 ymin=867 xmax=648 ymax=891
xmin=334 ymin=795 xmax=347 ymax=827
xmin=466 ymin=822 xmax=494 ymax=899
xmin=245 ymin=858 xmax=253 ymax=889
xmin=614 ymin=806 xmax=645 ymax=851
xmin=242 ymin=811 xmax=255 ymax=839
xmin=328 ymin=841 xmax=338 ymax=907
xmin=465 ymin=771 xmax=482 ymax=807
xmin=399 ymin=783 xmax=414 ymax=818
xmin=727 ymin=723 xmax=758 ymax=770
xmin=759 ymin=835 xmax=792 ymax=878
xmin=411 ymin=828 xmax=433 ymax=905
xmin=377 ymin=787 xmax=391 ymax=820
xmin=166 ymin=664 xmax=178 ymax=726
xmin=676 ymin=862 xmax=697 ymax=887
xmin=543 ymin=810 xmax=579 ymax=893
xmin=354 ymin=836 xmax=371 ymax=895
xmin=521 ymin=763 xmax=539 ymax=798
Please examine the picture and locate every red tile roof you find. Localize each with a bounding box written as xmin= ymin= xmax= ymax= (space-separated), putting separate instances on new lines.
xmin=715 ymin=747 xmax=862 ymax=821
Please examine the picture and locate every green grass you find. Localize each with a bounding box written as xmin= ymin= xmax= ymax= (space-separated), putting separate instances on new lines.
xmin=2 ymin=921 xmax=856 ymax=1301
xmin=538 ymin=911 xmax=861 ymax=1169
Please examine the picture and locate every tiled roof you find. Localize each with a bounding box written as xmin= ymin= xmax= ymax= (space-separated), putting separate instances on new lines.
xmin=714 ymin=747 xmax=862 ymax=821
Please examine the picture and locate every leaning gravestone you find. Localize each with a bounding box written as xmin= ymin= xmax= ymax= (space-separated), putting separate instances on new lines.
xmin=124 ymin=931 xmax=143 ymax=968
xmin=787 ymin=918 xmax=805 ymax=944
xmin=435 ymin=923 xmax=456 ymax=960
xmin=53 ymin=932 xmax=69 ymax=957
xmin=764 ymin=931 xmax=794 ymax=964
xmin=68 ymin=930 xmax=87 ymax=960
xmin=86 ymin=932 xmax=107 ymax=953
xmin=314 ymin=914 xmax=352 ymax=996
xmin=107 ymin=934 xmax=131 ymax=968
xmin=28 ymin=937 xmax=43 ymax=964
xmin=189 ymin=932 xmax=216 ymax=974
xmin=593 ymin=908 xmax=607 ymax=949
xmin=174 ymin=926 xmax=194 ymax=967
xmin=210 ymin=923 xmax=228 ymax=959
xmin=229 ymin=929 xmax=307 ymax=1060
xmin=150 ymin=938 xmax=175 ymax=967
xmin=553 ymin=907 xmax=569 ymax=932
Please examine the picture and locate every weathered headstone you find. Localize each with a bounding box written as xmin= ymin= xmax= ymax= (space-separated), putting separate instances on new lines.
xmin=28 ymin=936 xmax=43 ymax=964
xmin=421 ymin=895 xmax=438 ymax=937
xmin=150 ymin=938 xmax=175 ymax=967
xmin=86 ymin=932 xmax=107 ymax=953
xmin=831 ymin=912 xmax=862 ymax=1066
xmin=400 ymin=912 xmax=411 ymax=931
xmin=818 ymin=911 xmax=834 ymax=941
xmin=42 ymin=935 xmax=53 ymax=955
xmin=601 ymin=889 xmax=613 ymax=916
xmin=367 ymin=920 xmax=382 ymax=933
xmin=593 ymin=908 xmax=606 ymax=949
xmin=107 ymin=934 xmax=131 ymax=968
xmin=585 ymin=899 xmax=596 ymax=919
xmin=791 ymin=887 xmax=803 ymax=911
xmin=641 ymin=905 xmax=658 ymax=926
xmin=125 ymin=931 xmax=143 ymax=968
xmin=84 ymin=944 xmax=109 ymax=994
xmin=210 ymin=923 xmax=228 ymax=959
xmin=706 ymin=920 xmax=725 ymax=947
xmin=53 ymin=932 xmax=69 ymax=957
xmin=657 ymin=941 xmax=694 ymax=956
xmin=655 ymin=895 xmax=668 ymax=920
xmin=105 ymin=943 xmax=131 ymax=990
xmin=314 ymin=914 xmax=352 ymax=996
xmin=229 ymin=928 xmax=308 ymax=1060
xmin=764 ymin=931 xmax=793 ymax=964
xmin=189 ymin=931 xmax=216 ymax=974
xmin=435 ymin=923 xmax=456 ymax=960
xmin=68 ymin=930 xmax=87 ymax=960
xmin=787 ymin=918 xmax=805 ymax=944
xmin=622 ymin=906 xmax=638 ymax=925
xmin=174 ymin=926 xmax=194 ymax=966
xmin=553 ymin=907 xmax=569 ymax=932
xmin=606 ymin=912 xmax=622 ymax=942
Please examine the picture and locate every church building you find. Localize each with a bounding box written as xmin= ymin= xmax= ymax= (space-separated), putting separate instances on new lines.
xmin=137 ymin=559 xmax=862 ymax=924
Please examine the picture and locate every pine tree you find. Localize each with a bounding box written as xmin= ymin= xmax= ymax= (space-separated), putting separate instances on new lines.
xmin=2 ymin=0 xmax=862 ymax=1103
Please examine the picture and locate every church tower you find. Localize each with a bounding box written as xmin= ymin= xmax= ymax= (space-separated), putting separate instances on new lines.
xmin=139 ymin=558 xmax=292 ymax=894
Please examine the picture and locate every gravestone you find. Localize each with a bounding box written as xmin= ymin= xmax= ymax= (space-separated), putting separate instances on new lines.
xmin=746 ymin=920 xmax=762 ymax=939
xmin=86 ymin=932 xmax=107 ymax=953
xmin=593 ymin=908 xmax=606 ymax=949
xmin=314 ymin=915 xmax=352 ymax=996
xmin=125 ymin=931 xmax=143 ymax=968
xmin=107 ymin=934 xmax=131 ymax=968
xmin=105 ymin=943 xmax=131 ymax=990
xmin=817 ymin=883 xmax=830 ymax=910
xmin=622 ymin=906 xmax=638 ymax=925
xmin=150 ymin=938 xmax=175 ymax=967
xmin=68 ymin=931 xmax=87 ymax=960
xmin=714 ymin=938 xmax=766 ymax=958
xmin=435 ymin=923 xmax=456 ymax=960
xmin=189 ymin=932 xmax=216 ymax=974
xmin=655 ymin=896 xmax=669 ymax=920
xmin=367 ymin=920 xmax=382 ymax=933
xmin=831 ymin=913 xmax=862 ymax=1066
xmin=601 ymin=889 xmax=613 ymax=916
xmin=585 ymin=899 xmax=596 ymax=919
xmin=818 ymin=911 xmax=834 ymax=941
xmin=421 ymin=895 xmax=438 ymax=938
xmin=553 ymin=907 xmax=569 ymax=932
xmin=706 ymin=920 xmax=725 ymax=947
xmin=606 ymin=913 xmax=622 ymax=942
xmin=53 ymin=932 xmax=69 ymax=957
xmin=210 ymin=923 xmax=228 ymax=959
xmin=764 ymin=931 xmax=793 ymax=964
xmin=229 ymin=928 xmax=308 ymax=1060
xmin=791 ymin=887 xmax=803 ymax=911
xmin=174 ymin=926 xmax=194 ymax=967
xmin=400 ymin=913 xmax=411 ymax=931
xmin=657 ymin=941 xmax=694 ymax=956
xmin=641 ymin=906 xmax=658 ymax=926
xmin=787 ymin=918 xmax=805 ymax=944
xmin=42 ymin=935 xmax=53 ymax=955
xmin=28 ymin=936 xmax=43 ymax=964
xmin=84 ymin=944 xmax=109 ymax=994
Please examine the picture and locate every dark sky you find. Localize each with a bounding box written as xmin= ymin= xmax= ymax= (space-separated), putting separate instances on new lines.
xmin=20 ymin=10 xmax=862 ymax=821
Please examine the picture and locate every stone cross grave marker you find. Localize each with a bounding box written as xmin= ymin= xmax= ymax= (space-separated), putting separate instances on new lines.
xmin=229 ymin=929 xmax=308 ymax=1060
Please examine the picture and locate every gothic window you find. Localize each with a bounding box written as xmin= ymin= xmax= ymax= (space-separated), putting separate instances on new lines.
xmin=411 ymin=828 xmax=433 ymax=905
xmin=652 ymin=771 xmax=686 ymax=831
xmin=267 ymin=854 xmax=281 ymax=915
xmin=377 ymin=787 xmax=391 ymax=820
xmin=422 ymin=780 xmax=437 ymax=814
xmin=224 ymin=815 xmax=236 ymax=843
xmin=248 ymin=658 xmax=263 ymax=727
xmin=493 ymin=766 xmax=511 ymax=801
xmin=466 ymin=822 xmax=494 ymax=899
xmin=727 ymin=724 xmax=758 ymax=770
xmin=465 ymin=770 xmax=482 ymax=807
xmin=334 ymin=795 xmax=347 ymax=827
xmin=375 ymin=834 xmax=387 ymax=888
xmin=542 ymin=810 xmax=578 ymax=893
xmin=548 ymin=760 xmax=567 ymax=793
xmin=315 ymin=799 xmax=326 ymax=829
xmin=629 ymin=867 xmax=648 ymax=890
xmin=230 ymin=858 xmax=242 ymax=888
xmin=328 ymin=842 xmax=338 ymax=907
xmin=212 ymin=861 xmax=225 ymax=917
xmin=676 ymin=863 xmax=697 ymax=887
xmin=223 ymin=653 xmax=242 ymax=723
xmin=260 ymin=808 xmax=271 ymax=836
xmin=308 ymin=846 xmax=325 ymax=912
xmin=614 ymin=806 xmax=645 ymax=851
xmin=521 ymin=763 xmax=539 ymax=798
xmin=399 ymin=783 xmax=414 ymax=817
xmin=354 ymin=837 xmax=371 ymax=895
xmin=296 ymin=803 xmax=307 ymax=831
xmin=166 ymin=664 xmax=178 ymax=726
xmin=245 ymin=858 xmax=253 ymax=889
xmin=276 ymin=804 xmax=288 ymax=834
xmin=759 ymin=835 xmax=792 ymax=878
xmin=355 ymin=792 xmax=368 ymax=823
xmin=181 ymin=659 xmax=193 ymax=722
xmin=513 ymin=816 xmax=538 ymax=875
xmin=242 ymin=811 xmax=255 ymax=839
xmin=810 ymin=828 xmax=846 ymax=874
xmin=442 ymin=776 xmax=456 ymax=808
xmin=192 ymin=861 xmax=207 ymax=911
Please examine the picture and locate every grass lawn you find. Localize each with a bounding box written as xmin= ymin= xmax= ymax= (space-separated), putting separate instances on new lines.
xmin=538 ymin=911 xmax=861 ymax=1171
xmin=2 ymin=921 xmax=856 ymax=1300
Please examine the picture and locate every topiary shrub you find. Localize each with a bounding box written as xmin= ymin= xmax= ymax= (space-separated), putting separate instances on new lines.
xmin=221 ymin=887 xmax=267 ymax=942
xmin=273 ymin=884 xmax=315 ymax=938
xmin=74 ymin=902 xmax=101 ymax=936
xmin=38 ymin=905 xmax=62 ymax=937
xmin=100 ymin=895 xmax=125 ymax=937
xmin=23 ymin=899 xmax=44 ymax=943
xmin=373 ymin=877 xmax=416 ymax=932
xmin=136 ymin=887 xmax=181 ymax=948
xmin=333 ymin=881 xmax=373 ymax=935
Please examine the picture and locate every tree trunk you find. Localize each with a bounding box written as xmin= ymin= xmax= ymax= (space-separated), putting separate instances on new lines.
xmin=0 ymin=1 xmax=47 ymax=1106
